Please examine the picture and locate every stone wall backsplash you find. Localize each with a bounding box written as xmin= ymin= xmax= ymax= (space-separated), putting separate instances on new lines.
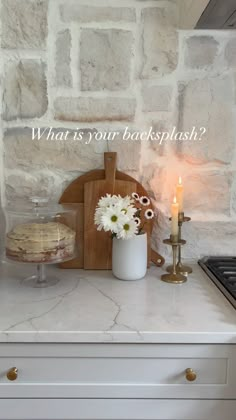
xmin=1 ymin=0 xmax=236 ymax=260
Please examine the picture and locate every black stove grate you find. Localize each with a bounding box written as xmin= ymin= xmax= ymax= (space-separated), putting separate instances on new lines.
xmin=198 ymin=257 xmax=236 ymax=309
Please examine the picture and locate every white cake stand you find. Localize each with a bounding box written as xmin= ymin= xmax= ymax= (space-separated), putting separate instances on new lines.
xmin=23 ymin=262 xmax=60 ymax=288
xmin=5 ymin=197 xmax=76 ymax=288
xmin=22 ymin=198 xmax=59 ymax=288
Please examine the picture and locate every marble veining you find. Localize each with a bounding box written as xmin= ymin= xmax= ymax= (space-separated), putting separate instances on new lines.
xmin=0 ymin=260 xmax=236 ymax=343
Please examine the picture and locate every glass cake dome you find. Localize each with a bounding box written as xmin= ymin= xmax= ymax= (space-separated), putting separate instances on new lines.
xmin=5 ymin=197 xmax=77 ymax=288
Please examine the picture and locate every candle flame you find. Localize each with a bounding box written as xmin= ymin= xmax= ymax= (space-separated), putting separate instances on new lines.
xmin=178 ymin=176 xmax=182 ymax=185
xmin=173 ymin=196 xmax=177 ymax=204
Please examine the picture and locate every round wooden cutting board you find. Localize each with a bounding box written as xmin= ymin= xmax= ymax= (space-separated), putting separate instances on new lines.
xmin=59 ymin=153 xmax=164 ymax=269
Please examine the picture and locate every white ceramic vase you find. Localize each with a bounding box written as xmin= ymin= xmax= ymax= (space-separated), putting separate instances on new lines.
xmin=112 ymin=233 xmax=147 ymax=281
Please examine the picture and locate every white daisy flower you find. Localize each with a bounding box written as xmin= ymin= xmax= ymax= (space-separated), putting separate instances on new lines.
xmin=131 ymin=192 xmax=139 ymax=201
xmin=140 ymin=196 xmax=150 ymax=206
xmin=117 ymin=219 xmax=138 ymax=240
xmin=119 ymin=195 xmax=134 ymax=208
xmin=94 ymin=207 xmax=104 ymax=231
xmin=134 ymin=217 xmax=141 ymax=227
xmin=145 ymin=209 xmax=154 ymax=219
xmin=101 ymin=207 xmax=128 ymax=233
xmin=121 ymin=204 xmax=137 ymax=219
xmin=98 ymin=194 xmax=118 ymax=208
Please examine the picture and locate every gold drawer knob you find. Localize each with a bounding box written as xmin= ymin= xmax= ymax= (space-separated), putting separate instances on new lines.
xmin=6 ymin=367 xmax=18 ymax=381
xmin=185 ymin=368 xmax=197 ymax=382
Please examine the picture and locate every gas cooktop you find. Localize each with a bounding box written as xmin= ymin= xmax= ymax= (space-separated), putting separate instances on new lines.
xmin=199 ymin=257 xmax=236 ymax=309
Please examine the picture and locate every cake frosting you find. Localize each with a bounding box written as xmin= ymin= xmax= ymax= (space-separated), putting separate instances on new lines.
xmin=6 ymin=222 xmax=76 ymax=263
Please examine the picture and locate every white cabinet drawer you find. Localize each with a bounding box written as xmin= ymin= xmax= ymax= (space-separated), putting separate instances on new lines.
xmin=0 ymin=343 xmax=235 ymax=399
xmin=0 ymin=399 xmax=236 ymax=420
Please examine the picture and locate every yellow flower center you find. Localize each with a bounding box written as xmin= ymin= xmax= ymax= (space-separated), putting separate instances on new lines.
xmin=111 ymin=215 xmax=118 ymax=222
xmin=123 ymin=224 xmax=130 ymax=231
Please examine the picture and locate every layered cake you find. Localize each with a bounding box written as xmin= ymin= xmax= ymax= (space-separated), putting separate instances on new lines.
xmin=6 ymin=222 xmax=76 ymax=263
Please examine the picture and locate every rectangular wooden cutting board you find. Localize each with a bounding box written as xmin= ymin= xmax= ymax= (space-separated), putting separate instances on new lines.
xmin=84 ymin=153 xmax=136 ymax=269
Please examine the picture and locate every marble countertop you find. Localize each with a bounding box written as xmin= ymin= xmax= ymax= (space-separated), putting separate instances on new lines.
xmin=0 ymin=260 xmax=236 ymax=344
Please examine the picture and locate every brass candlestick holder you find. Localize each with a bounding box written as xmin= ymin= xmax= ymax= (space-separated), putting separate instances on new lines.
xmin=161 ymin=234 xmax=187 ymax=284
xmin=166 ymin=212 xmax=192 ymax=277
